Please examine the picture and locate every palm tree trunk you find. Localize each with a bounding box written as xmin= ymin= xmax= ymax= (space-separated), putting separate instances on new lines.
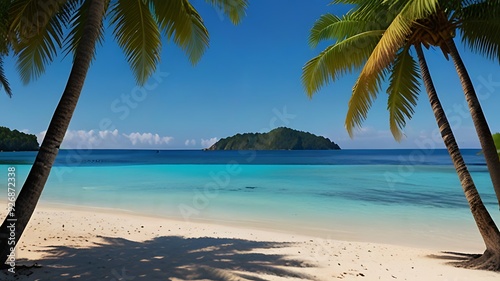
xmin=0 ymin=0 xmax=106 ymax=267
xmin=444 ymin=37 xmax=500 ymax=211
xmin=415 ymin=43 xmax=500 ymax=270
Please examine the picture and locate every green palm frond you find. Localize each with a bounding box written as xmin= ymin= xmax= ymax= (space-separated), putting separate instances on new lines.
xmin=308 ymin=13 xmax=384 ymax=48
xmin=440 ymin=0 xmax=462 ymax=12
xmin=387 ymin=47 xmax=420 ymax=141
xmin=443 ymin=0 xmax=483 ymax=12
xmin=360 ymin=0 xmax=438 ymax=78
xmin=63 ymin=0 xmax=106 ymax=61
xmin=493 ymin=133 xmax=500 ymax=159
xmin=347 ymin=0 xmax=439 ymax=137
xmin=396 ymin=0 xmax=439 ymax=16
xmin=308 ymin=0 xmax=440 ymax=139
xmin=0 ymin=0 xmax=11 ymax=53
xmin=345 ymin=63 xmax=387 ymax=137
xmin=330 ymin=0 xmax=381 ymax=8
xmin=10 ymin=0 xmax=67 ymax=84
xmin=330 ymin=0 xmax=355 ymax=4
xmin=348 ymin=0 xmax=392 ymax=21
xmin=110 ymin=0 xmax=160 ymax=85
xmin=332 ymin=0 xmax=398 ymax=24
xmin=0 ymin=1 xmax=12 ymax=97
xmin=302 ymin=29 xmax=384 ymax=96
xmin=58 ymin=0 xmax=83 ymax=24
xmin=459 ymin=1 xmax=500 ymax=63
xmin=204 ymin=0 xmax=248 ymax=24
xmin=150 ymin=0 xmax=209 ymax=65
xmin=308 ymin=14 xmax=342 ymax=47
xmin=0 ymin=56 xmax=12 ymax=97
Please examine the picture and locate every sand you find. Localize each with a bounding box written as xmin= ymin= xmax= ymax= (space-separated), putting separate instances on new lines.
xmin=0 ymin=204 xmax=499 ymax=281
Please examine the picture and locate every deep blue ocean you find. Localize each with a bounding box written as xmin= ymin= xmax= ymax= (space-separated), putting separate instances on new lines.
xmin=1 ymin=149 xmax=498 ymax=250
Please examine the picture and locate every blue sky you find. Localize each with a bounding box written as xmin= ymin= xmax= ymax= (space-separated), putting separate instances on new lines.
xmin=1 ymin=0 xmax=499 ymax=149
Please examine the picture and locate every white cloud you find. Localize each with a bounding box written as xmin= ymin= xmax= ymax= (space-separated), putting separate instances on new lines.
xmin=124 ymin=132 xmax=173 ymax=146
xmin=184 ymin=139 xmax=196 ymax=146
xmin=37 ymin=129 xmax=174 ymax=149
xmin=201 ymin=137 xmax=218 ymax=148
xmin=37 ymin=131 xmax=45 ymax=145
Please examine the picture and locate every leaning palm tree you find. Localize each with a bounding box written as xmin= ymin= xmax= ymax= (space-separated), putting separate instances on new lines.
xmin=413 ymin=0 xmax=500 ymax=210
xmin=429 ymin=1 xmax=500 ymax=192
xmin=303 ymin=0 xmax=500 ymax=269
xmin=314 ymin=0 xmax=500 ymax=209
xmin=0 ymin=0 xmax=248 ymax=267
xmin=0 ymin=0 xmax=12 ymax=97
xmin=414 ymin=43 xmax=500 ymax=270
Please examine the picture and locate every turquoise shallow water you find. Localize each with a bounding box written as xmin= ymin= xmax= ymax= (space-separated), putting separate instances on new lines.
xmin=1 ymin=149 xmax=499 ymax=250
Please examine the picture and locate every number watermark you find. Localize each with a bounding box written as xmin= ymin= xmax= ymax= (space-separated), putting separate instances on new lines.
xmin=6 ymin=166 xmax=17 ymax=273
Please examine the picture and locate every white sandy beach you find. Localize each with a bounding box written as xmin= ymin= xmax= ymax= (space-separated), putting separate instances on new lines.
xmin=0 ymin=204 xmax=499 ymax=281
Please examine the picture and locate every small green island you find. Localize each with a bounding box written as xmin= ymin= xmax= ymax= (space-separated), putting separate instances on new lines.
xmin=0 ymin=126 xmax=40 ymax=151
xmin=205 ymin=127 xmax=340 ymax=150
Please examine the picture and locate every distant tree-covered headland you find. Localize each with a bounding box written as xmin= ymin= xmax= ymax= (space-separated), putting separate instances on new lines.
xmin=0 ymin=126 xmax=39 ymax=151
xmin=206 ymin=127 xmax=340 ymax=150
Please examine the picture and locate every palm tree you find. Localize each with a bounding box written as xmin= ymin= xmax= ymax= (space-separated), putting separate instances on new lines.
xmin=0 ymin=0 xmax=12 ymax=97
xmin=439 ymin=1 xmax=500 ymax=208
xmin=0 ymin=0 xmax=248 ymax=267
xmin=316 ymin=0 xmax=500 ymax=209
xmin=303 ymin=0 xmax=500 ymax=269
xmin=415 ymin=43 xmax=500 ymax=270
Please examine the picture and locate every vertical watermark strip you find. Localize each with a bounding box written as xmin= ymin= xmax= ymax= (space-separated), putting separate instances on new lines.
xmin=6 ymin=166 xmax=16 ymax=273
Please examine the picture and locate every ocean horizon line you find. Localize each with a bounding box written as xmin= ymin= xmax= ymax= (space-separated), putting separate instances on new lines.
xmin=1 ymin=147 xmax=483 ymax=152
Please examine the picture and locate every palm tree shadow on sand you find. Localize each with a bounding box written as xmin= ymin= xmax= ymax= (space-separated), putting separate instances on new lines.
xmin=4 ymin=236 xmax=318 ymax=281
xmin=428 ymin=251 xmax=482 ymax=267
